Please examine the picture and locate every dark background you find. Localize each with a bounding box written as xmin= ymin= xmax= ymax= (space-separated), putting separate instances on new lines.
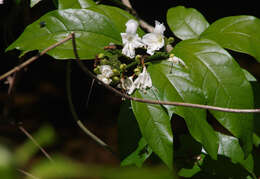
xmin=0 ymin=0 xmax=259 ymax=168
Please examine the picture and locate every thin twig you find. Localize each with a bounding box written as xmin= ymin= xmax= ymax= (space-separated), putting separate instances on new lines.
xmin=121 ymin=0 xmax=154 ymax=32
xmin=18 ymin=126 xmax=54 ymax=162
xmin=70 ymin=33 xmax=260 ymax=114
xmin=0 ymin=35 xmax=73 ymax=81
xmin=66 ymin=60 xmax=118 ymax=157
xmin=17 ymin=168 xmax=40 ymax=179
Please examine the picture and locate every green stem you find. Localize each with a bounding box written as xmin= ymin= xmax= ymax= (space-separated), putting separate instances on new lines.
xmin=126 ymin=52 xmax=169 ymax=70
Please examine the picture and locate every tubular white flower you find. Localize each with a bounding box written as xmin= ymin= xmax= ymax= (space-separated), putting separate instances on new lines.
xmin=99 ymin=65 xmax=114 ymax=78
xmin=121 ymin=19 xmax=144 ymax=58
xmin=168 ymin=55 xmax=186 ymax=67
xmin=120 ymin=77 xmax=134 ymax=94
xmin=142 ymin=21 xmax=165 ymax=55
xmin=97 ymin=74 xmax=112 ymax=85
xmin=128 ymin=66 xmax=152 ymax=95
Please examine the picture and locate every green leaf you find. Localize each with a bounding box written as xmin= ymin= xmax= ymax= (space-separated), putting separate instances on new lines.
xmin=6 ymin=5 xmax=140 ymax=60
xmin=172 ymin=38 xmax=254 ymax=156
xmin=217 ymin=133 xmax=254 ymax=174
xmin=131 ymin=89 xmax=173 ymax=169
xmin=167 ymin=6 xmax=209 ymax=40
xmin=118 ymin=100 xmax=141 ymax=160
xmin=58 ymin=0 xmax=96 ymax=9
xmin=121 ymin=137 xmax=152 ymax=168
xmin=30 ymin=0 xmax=42 ymax=8
xmin=148 ymin=60 xmax=219 ymax=159
xmin=242 ymin=69 xmax=257 ymax=82
xmin=201 ymin=16 xmax=260 ymax=62
xmin=30 ymin=156 xmax=174 ymax=179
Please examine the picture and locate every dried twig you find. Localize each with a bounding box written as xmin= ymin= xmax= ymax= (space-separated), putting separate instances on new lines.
xmin=19 ymin=126 xmax=54 ymax=162
xmin=0 ymin=35 xmax=73 ymax=81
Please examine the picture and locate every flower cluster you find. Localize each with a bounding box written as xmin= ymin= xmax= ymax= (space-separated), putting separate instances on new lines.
xmin=93 ymin=19 xmax=185 ymax=95
xmin=121 ymin=20 xmax=166 ymax=58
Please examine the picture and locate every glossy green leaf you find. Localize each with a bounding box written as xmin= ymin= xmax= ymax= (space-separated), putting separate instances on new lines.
xmin=167 ymin=6 xmax=209 ymax=40
xmin=121 ymin=137 xmax=152 ymax=168
xmin=118 ymin=100 xmax=141 ymax=161
xmin=30 ymin=0 xmax=42 ymax=7
xmin=131 ymin=89 xmax=173 ymax=168
xmin=217 ymin=133 xmax=254 ymax=174
xmin=172 ymin=39 xmax=254 ymax=156
xmin=242 ymin=69 xmax=257 ymax=82
xmin=6 ymin=5 xmax=139 ymax=60
xmin=201 ymin=16 xmax=260 ymax=62
xmin=58 ymin=0 xmax=96 ymax=9
xmin=148 ymin=60 xmax=219 ymax=159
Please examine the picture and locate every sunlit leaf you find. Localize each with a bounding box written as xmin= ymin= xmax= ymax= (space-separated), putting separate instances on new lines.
xmin=6 ymin=5 xmax=141 ymax=60
xmin=131 ymin=89 xmax=173 ymax=168
xmin=167 ymin=6 xmax=209 ymax=40
xmin=148 ymin=60 xmax=218 ymax=159
xmin=29 ymin=156 xmax=174 ymax=179
xmin=201 ymin=16 xmax=260 ymax=62
xmin=172 ymin=38 xmax=254 ymax=156
xmin=242 ymin=69 xmax=257 ymax=82
xmin=121 ymin=137 xmax=152 ymax=168
xmin=58 ymin=0 xmax=96 ymax=9
xmin=30 ymin=0 xmax=42 ymax=8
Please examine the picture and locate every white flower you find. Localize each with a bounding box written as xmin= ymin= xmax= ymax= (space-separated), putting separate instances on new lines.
xmin=121 ymin=19 xmax=144 ymax=58
xmin=97 ymin=74 xmax=112 ymax=85
xmin=120 ymin=77 xmax=134 ymax=94
xmin=128 ymin=66 xmax=152 ymax=95
xmin=97 ymin=65 xmax=114 ymax=85
xmin=168 ymin=54 xmax=186 ymax=67
xmin=99 ymin=65 xmax=113 ymax=78
xmin=142 ymin=21 xmax=166 ymax=55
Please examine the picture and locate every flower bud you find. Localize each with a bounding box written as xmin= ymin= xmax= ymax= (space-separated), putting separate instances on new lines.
xmin=93 ymin=66 xmax=100 ymax=74
xmin=134 ymin=67 xmax=141 ymax=75
xmin=98 ymin=53 xmax=105 ymax=59
xmin=135 ymin=55 xmax=142 ymax=62
xmin=112 ymin=69 xmax=120 ymax=76
xmin=100 ymin=59 xmax=109 ymax=65
xmin=120 ymin=64 xmax=127 ymax=71
xmin=112 ymin=76 xmax=120 ymax=83
xmin=167 ymin=37 xmax=174 ymax=44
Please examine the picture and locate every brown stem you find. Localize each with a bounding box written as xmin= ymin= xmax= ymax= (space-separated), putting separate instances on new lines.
xmin=19 ymin=126 xmax=54 ymax=162
xmin=0 ymin=34 xmax=73 ymax=81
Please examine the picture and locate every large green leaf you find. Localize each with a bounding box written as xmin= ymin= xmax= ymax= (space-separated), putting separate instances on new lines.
xmin=167 ymin=6 xmax=209 ymax=40
xmin=131 ymin=90 xmax=173 ymax=169
xmin=201 ymin=16 xmax=260 ymax=62
xmin=121 ymin=137 xmax=152 ymax=168
xmin=6 ymin=5 xmax=139 ymax=59
xmin=217 ymin=133 xmax=254 ymax=175
xmin=148 ymin=60 xmax=218 ymax=159
xmin=30 ymin=0 xmax=42 ymax=7
xmin=172 ymin=39 xmax=254 ymax=156
xmin=58 ymin=0 xmax=96 ymax=9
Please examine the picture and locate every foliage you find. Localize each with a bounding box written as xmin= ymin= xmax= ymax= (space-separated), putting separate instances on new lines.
xmin=4 ymin=0 xmax=260 ymax=178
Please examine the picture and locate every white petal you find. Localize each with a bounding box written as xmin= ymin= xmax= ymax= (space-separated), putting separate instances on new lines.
xmin=97 ymin=74 xmax=112 ymax=85
xmin=125 ymin=19 xmax=138 ymax=34
xmin=100 ymin=65 xmax=113 ymax=78
xmin=122 ymin=42 xmax=136 ymax=58
xmin=121 ymin=33 xmax=143 ymax=58
xmin=154 ymin=21 xmax=166 ymax=34
xmin=142 ymin=33 xmax=164 ymax=55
